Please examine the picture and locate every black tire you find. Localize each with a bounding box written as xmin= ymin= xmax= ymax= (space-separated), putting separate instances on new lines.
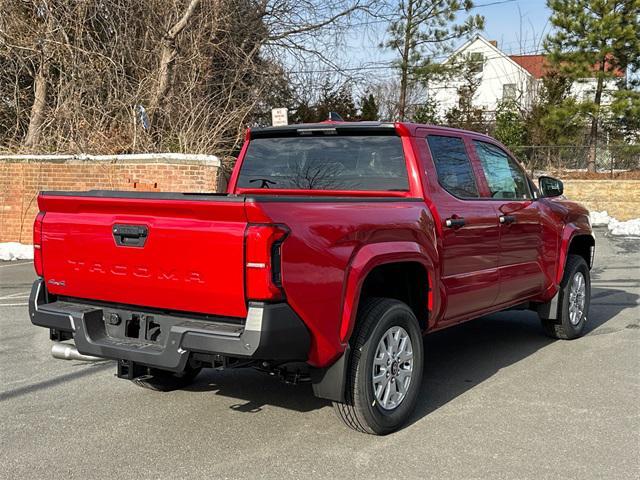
xmin=541 ymin=254 xmax=590 ymax=339
xmin=333 ymin=298 xmax=424 ymax=435
xmin=132 ymin=365 xmax=202 ymax=392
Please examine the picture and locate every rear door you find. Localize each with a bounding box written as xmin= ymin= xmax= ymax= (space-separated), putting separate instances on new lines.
xmin=38 ymin=193 xmax=249 ymax=318
xmin=419 ymin=131 xmax=500 ymax=324
xmin=470 ymin=140 xmax=546 ymax=304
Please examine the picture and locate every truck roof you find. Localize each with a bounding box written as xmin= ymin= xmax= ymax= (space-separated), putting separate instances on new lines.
xmin=250 ymin=121 xmax=493 ymax=139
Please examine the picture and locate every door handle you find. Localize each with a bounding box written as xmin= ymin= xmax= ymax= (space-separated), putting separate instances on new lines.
xmin=445 ymin=217 xmax=465 ymax=228
xmin=113 ymin=224 xmax=148 ymax=247
xmin=499 ymin=215 xmax=516 ymax=225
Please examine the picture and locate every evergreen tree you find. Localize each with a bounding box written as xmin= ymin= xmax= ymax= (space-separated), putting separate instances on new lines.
xmin=528 ymin=71 xmax=583 ymax=146
xmin=494 ymin=100 xmax=527 ymax=151
xmin=383 ymin=0 xmax=483 ymax=120
xmin=545 ymin=0 xmax=640 ymax=171
xmin=444 ymin=53 xmax=487 ymax=132
xmin=412 ymin=96 xmax=441 ymax=124
xmin=289 ymin=101 xmax=317 ymax=124
xmin=290 ymin=82 xmax=358 ymax=123
xmin=610 ymin=89 xmax=640 ymax=141
xmin=315 ymin=83 xmax=358 ymax=121
xmin=522 ymin=71 xmax=586 ymax=171
xmin=360 ymin=93 xmax=379 ymax=120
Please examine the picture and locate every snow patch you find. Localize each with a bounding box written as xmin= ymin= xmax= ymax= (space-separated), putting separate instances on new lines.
xmin=0 ymin=242 xmax=34 ymax=261
xmin=589 ymin=211 xmax=612 ymax=227
xmin=590 ymin=211 xmax=640 ymax=237
xmin=608 ymin=218 xmax=640 ymax=237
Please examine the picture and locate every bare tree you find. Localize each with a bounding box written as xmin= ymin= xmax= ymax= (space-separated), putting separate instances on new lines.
xmin=0 ymin=0 xmax=380 ymax=155
xmin=22 ymin=4 xmax=55 ymax=147
xmin=148 ymin=0 xmax=203 ymax=126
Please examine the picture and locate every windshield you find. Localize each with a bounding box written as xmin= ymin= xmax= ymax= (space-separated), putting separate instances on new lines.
xmin=236 ymin=135 xmax=409 ymax=191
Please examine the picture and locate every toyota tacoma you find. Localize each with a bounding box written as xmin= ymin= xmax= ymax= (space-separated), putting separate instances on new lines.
xmin=29 ymin=121 xmax=594 ymax=434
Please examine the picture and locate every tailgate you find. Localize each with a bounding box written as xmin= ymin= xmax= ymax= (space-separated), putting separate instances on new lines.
xmin=38 ymin=192 xmax=248 ymax=318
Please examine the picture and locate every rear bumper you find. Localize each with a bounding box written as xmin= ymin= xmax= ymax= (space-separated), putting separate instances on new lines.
xmin=29 ymin=278 xmax=310 ymax=372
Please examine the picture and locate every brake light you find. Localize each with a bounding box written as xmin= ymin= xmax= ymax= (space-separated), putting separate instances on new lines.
xmin=33 ymin=212 xmax=45 ymax=276
xmin=245 ymin=224 xmax=288 ymax=301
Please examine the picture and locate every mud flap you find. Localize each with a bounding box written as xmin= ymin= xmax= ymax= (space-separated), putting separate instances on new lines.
xmin=310 ymin=346 xmax=350 ymax=402
xmin=536 ymin=290 xmax=560 ymax=321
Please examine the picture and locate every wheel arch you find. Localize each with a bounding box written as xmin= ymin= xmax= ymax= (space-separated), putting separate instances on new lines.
xmin=557 ymin=228 xmax=595 ymax=284
xmin=339 ymin=241 xmax=434 ymax=346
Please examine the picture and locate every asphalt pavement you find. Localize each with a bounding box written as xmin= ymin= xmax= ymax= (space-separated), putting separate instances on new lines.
xmin=1 ymin=229 xmax=638 ymax=480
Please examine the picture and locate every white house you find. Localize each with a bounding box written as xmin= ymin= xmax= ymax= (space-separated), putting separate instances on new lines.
xmin=428 ymin=35 xmax=622 ymax=119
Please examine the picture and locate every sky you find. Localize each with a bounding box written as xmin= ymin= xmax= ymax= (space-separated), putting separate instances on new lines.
xmin=462 ymin=0 xmax=552 ymax=54
xmin=335 ymin=0 xmax=554 ymax=81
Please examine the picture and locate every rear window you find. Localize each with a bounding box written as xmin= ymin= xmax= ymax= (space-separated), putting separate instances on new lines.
xmin=236 ymin=135 xmax=409 ymax=191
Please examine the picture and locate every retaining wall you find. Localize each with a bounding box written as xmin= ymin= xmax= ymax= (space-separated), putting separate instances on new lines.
xmin=0 ymin=154 xmax=221 ymax=242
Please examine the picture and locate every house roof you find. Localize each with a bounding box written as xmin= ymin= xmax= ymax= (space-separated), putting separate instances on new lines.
xmin=508 ymin=55 xmax=549 ymax=79
xmin=449 ymin=35 xmax=625 ymax=80
xmin=446 ymin=35 xmax=534 ymax=78
xmin=509 ymin=53 xmax=625 ymax=79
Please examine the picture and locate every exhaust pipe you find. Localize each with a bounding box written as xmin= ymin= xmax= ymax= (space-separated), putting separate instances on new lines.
xmin=51 ymin=342 xmax=102 ymax=362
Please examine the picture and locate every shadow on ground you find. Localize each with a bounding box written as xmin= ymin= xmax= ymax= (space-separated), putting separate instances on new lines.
xmin=586 ymin=285 xmax=640 ymax=333
xmin=4 ymin=282 xmax=635 ymax=429
xmin=182 ymin=285 xmax=637 ymax=422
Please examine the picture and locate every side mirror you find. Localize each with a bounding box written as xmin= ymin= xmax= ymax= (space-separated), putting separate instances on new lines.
xmin=538 ymin=176 xmax=564 ymax=197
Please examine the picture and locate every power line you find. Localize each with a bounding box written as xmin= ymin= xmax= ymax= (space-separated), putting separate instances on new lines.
xmin=348 ymin=0 xmax=522 ymax=26
xmin=469 ymin=0 xmax=521 ymax=9
xmin=292 ymin=0 xmax=535 ymax=78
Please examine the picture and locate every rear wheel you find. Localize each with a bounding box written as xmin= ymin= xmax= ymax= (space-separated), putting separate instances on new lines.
xmin=540 ymin=254 xmax=590 ymax=339
xmin=132 ymin=365 xmax=202 ymax=392
xmin=333 ymin=298 xmax=424 ymax=435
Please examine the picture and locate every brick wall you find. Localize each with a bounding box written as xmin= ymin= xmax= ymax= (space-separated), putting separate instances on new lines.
xmin=0 ymin=154 xmax=221 ymax=243
xmin=563 ymin=180 xmax=640 ymax=222
xmin=1 ymin=159 xmax=637 ymax=243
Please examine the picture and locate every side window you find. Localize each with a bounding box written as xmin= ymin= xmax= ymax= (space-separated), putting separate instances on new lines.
xmin=426 ymin=135 xmax=479 ymax=199
xmin=473 ymin=141 xmax=531 ymax=200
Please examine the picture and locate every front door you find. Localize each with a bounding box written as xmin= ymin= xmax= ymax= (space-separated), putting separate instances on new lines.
xmin=471 ymin=139 xmax=545 ymax=305
xmin=419 ymin=132 xmax=501 ymax=324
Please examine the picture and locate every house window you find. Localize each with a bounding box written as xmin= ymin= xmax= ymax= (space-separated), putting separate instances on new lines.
xmin=503 ymin=83 xmax=516 ymax=101
xmin=469 ymin=52 xmax=484 ymax=73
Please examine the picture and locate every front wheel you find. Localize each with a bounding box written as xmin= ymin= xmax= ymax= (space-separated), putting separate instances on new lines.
xmin=540 ymin=254 xmax=590 ymax=339
xmin=333 ymin=298 xmax=424 ymax=435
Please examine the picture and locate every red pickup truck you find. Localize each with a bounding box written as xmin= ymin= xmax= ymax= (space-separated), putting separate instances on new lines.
xmin=29 ymin=121 xmax=594 ymax=434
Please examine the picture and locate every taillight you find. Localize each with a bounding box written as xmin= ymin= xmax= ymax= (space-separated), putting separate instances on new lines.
xmin=245 ymin=224 xmax=288 ymax=301
xmin=33 ymin=212 xmax=45 ymax=277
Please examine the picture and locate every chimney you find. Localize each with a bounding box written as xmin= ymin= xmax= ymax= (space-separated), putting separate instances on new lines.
xmin=489 ymin=40 xmax=498 ymax=48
